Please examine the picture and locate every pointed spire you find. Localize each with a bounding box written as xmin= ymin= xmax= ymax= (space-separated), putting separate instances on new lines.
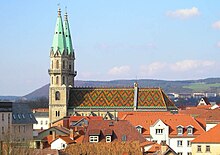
xmin=51 ymin=7 xmax=66 ymax=54
xmin=64 ymin=8 xmax=74 ymax=55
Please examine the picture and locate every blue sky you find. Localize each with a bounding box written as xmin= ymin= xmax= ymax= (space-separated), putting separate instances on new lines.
xmin=1 ymin=1 xmax=220 ymax=96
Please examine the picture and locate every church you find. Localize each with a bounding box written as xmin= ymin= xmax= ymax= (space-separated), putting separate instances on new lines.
xmin=48 ymin=8 xmax=177 ymax=123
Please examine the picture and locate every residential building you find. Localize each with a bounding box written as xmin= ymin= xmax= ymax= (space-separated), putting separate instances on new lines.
xmin=119 ymin=112 xmax=205 ymax=155
xmin=33 ymin=111 xmax=49 ymax=130
xmin=0 ymin=102 xmax=12 ymax=141
xmin=191 ymin=123 xmax=220 ymax=154
xmin=48 ymin=8 xmax=177 ymax=124
xmin=83 ymin=120 xmax=146 ymax=143
xmin=12 ymin=103 xmax=37 ymax=142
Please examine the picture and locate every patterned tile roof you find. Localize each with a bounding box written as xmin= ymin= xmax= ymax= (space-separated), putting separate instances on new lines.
xmin=68 ymin=87 xmax=177 ymax=110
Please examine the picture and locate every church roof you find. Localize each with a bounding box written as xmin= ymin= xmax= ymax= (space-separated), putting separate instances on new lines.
xmin=64 ymin=11 xmax=73 ymax=54
xmin=68 ymin=87 xmax=177 ymax=110
xmin=51 ymin=8 xmax=66 ymax=54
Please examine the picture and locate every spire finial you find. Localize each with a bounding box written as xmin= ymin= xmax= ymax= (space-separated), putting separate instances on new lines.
xmin=58 ymin=3 xmax=61 ymax=16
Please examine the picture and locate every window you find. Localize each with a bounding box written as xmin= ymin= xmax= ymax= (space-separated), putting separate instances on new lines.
xmin=55 ymin=91 xmax=60 ymax=100
xmin=2 ymin=127 xmax=4 ymax=134
xmin=41 ymin=120 xmax=43 ymax=125
xmin=156 ymin=129 xmax=163 ymax=134
xmin=13 ymin=114 xmax=16 ymax=120
xmin=23 ymin=126 xmax=25 ymax=133
xmin=89 ymin=136 xmax=99 ymax=142
xmin=19 ymin=126 xmax=21 ymax=133
xmin=106 ymin=136 xmax=111 ymax=142
xmin=152 ymin=140 xmax=157 ymax=143
xmin=2 ymin=113 xmax=4 ymax=121
xmin=63 ymin=60 xmax=65 ymax=69
xmin=187 ymin=140 xmax=191 ymax=147
xmin=56 ymin=111 xmax=60 ymax=117
xmin=69 ymin=64 xmax=71 ymax=70
xmin=18 ymin=114 xmax=21 ymax=119
xmin=187 ymin=127 xmax=193 ymax=135
xmin=56 ymin=76 xmax=59 ymax=84
xmin=45 ymin=120 xmax=48 ymax=125
xmin=187 ymin=152 xmax=192 ymax=155
xmin=22 ymin=114 xmax=25 ymax=119
xmin=177 ymin=153 xmax=182 ymax=155
xmin=177 ymin=140 xmax=183 ymax=147
xmin=8 ymin=114 xmax=10 ymax=123
xmin=206 ymin=145 xmax=210 ymax=152
xmin=122 ymin=135 xmax=127 ymax=141
xmin=52 ymin=76 xmax=53 ymax=85
xmin=197 ymin=145 xmax=202 ymax=152
xmin=62 ymin=76 xmax=65 ymax=85
xmin=56 ymin=60 xmax=59 ymax=69
xmin=136 ymin=126 xmax=142 ymax=134
xmin=177 ymin=127 xmax=183 ymax=135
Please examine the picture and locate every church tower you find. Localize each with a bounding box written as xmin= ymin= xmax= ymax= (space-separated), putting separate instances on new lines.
xmin=49 ymin=8 xmax=76 ymax=123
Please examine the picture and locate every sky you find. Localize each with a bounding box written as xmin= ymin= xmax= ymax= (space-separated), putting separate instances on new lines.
xmin=1 ymin=1 xmax=220 ymax=96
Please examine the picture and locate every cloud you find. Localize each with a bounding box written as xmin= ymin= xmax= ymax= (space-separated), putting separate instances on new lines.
xmin=167 ymin=7 xmax=200 ymax=19
xmin=212 ymin=21 xmax=220 ymax=29
xmin=139 ymin=60 xmax=216 ymax=79
xmin=108 ymin=65 xmax=131 ymax=75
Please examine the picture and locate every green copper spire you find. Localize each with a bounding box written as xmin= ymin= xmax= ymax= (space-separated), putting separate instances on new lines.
xmin=52 ymin=8 xmax=66 ymax=54
xmin=64 ymin=11 xmax=73 ymax=54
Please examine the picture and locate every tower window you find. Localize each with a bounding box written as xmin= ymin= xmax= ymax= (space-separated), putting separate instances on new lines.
xmin=56 ymin=60 xmax=59 ymax=69
xmin=56 ymin=76 xmax=59 ymax=84
xmin=51 ymin=60 xmax=53 ymax=69
xmin=59 ymin=32 xmax=61 ymax=34
xmin=52 ymin=76 xmax=53 ymax=85
xmin=63 ymin=60 xmax=65 ymax=69
xmin=62 ymin=76 xmax=65 ymax=85
xmin=69 ymin=64 xmax=71 ymax=70
xmin=55 ymin=91 xmax=60 ymax=100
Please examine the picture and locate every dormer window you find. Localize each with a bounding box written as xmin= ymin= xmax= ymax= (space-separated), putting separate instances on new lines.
xmin=106 ymin=136 xmax=111 ymax=142
xmin=89 ymin=136 xmax=99 ymax=143
xmin=136 ymin=125 xmax=143 ymax=134
xmin=177 ymin=125 xmax=184 ymax=135
xmin=187 ymin=125 xmax=194 ymax=135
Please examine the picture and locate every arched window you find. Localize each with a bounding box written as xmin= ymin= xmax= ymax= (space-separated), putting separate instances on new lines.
xmin=62 ymin=76 xmax=65 ymax=85
xmin=63 ymin=60 xmax=65 ymax=69
xmin=55 ymin=91 xmax=60 ymax=100
xmin=56 ymin=76 xmax=59 ymax=85
xmin=51 ymin=76 xmax=53 ymax=84
xmin=56 ymin=60 xmax=59 ymax=69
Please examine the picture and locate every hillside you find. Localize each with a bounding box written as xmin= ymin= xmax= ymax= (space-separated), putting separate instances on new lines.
xmin=22 ymin=78 xmax=220 ymax=100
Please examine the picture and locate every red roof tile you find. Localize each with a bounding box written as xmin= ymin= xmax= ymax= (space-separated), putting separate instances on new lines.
xmin=83 ymin=120 xmax=146 ymax=143
xmin=119 ymin=112 xmax=205 ymax=137
xmin=192 ymin=123 xmax=220 ymax=143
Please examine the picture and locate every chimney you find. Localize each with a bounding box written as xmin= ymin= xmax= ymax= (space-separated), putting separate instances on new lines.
xmin=133 ymin=82 xmax=138 ymax=111
xmin=70 ymin=129 xmax=74 ymax=140
xmin=52 ymin=131 xmax=56 ymax=141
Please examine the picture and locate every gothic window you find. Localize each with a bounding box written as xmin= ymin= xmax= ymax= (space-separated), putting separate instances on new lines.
xmin=51 ymin=76 xmax=53 ymax=85
xmin=63 ymin=60 xmax=65 ymax=69
xmin=56 ymin=76 xmax=59 ymax=85
xmin=56 ymin=60 xmax=59 ymax=69
xmin=55 ymin=91 xmax=60 ymax=100
xmin=69 ymin=64 xmax=71 ymax=70
xmin=62 ymin=76 xmax=65 ymax=85
xmin=51 ymin=60 xmax=53 ymax=69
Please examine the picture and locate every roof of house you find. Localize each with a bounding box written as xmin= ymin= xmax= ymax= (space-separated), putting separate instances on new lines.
xmin=33 ymin=112 xmax=49 ymax=118
xmin=179 ymin=107 xmax=220 ymax=123
xmin=51 ymin=136 xmax=75 ymax=144
xmin=68 ymin=87 xmax=177 ymax=110
xmin=192 ymin=123 xmax=220 ymax=143
xmin=119 ymin=112 xmax=205 ymax=137
xmin=0 ymin=102 xmax=12 ymax=112
xmin=83 ymin=120 xmax=146 ymax=143
xmin=12 ymin=103 xmax=37 ymax=124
